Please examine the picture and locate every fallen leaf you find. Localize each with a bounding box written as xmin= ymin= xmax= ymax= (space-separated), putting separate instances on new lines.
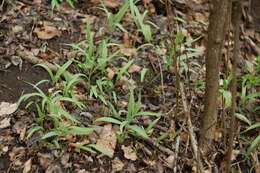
xmin=91 ymin=0 xmax=122 ymax=8
xmin=34 ymin=21 xmax=61 ymax=40
xmin=96 ymin=124 xmax=117 ymax=158
xmin=13 ymin=121 xmax=27 ymax=141
xmin=128 ymin=64 xmax=142 ymax=73
xmin=112 ymin=157 xmax=124 ymax=172
xmin=0 ymin=117 xmax=11 ymax=129
xmin=121 ymin=145 xmax=137 ymax=161
xmin=0 ymin=102 xmax=18 ymax=116
xmin=23 ymin=158 xmax=32 ymax=173
xmin=107 ymin=68 xmax=115 ymax=79
xmin=12 ymin=25 xmax=24 ymax=33
xmin=165 ymin=155 xmax=175 ymax=168
xmin=120 ymin=47 xmax=137 ymax=57
xmin=38 ymin=153 xmax=53 ymax=169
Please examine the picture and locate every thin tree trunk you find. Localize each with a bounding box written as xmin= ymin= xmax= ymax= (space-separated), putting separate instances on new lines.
xmin=199 ymin=0 xmax=229 ymax=153
xmin=226 ymin=1 xmax=243 ymax=172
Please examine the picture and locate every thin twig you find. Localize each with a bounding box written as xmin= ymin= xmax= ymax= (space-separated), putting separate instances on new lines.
xmin=179 ymin=82 xmax=204 ymax=173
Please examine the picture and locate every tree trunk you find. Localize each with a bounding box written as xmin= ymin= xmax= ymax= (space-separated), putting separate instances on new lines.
xmin=199 ymin=0 xmax=230 ymax=153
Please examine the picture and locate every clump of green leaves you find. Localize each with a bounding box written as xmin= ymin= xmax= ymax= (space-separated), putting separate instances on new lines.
xmin=18 ymin=80 xmax=95 ymax=141
xmin=69 ymin=23 xmax=119 ymax=80
xmin=129 ymin=0 xmax=157 ymax=42
xmin=51 ymin=0 xmax=77 ymax=9
xmin=98 ymin=0 xmax=130 ymax=33
xmin=95 ymin=88 xmax=161 ymax=141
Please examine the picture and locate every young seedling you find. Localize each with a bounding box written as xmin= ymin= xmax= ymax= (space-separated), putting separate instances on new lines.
xmin=95 ymin=88 xmax=161 ymax=140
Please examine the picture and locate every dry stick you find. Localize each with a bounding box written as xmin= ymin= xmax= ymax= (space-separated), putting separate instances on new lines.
xmin=17 ymin=48 xmax=58 ymax=72
xmin=144 ymin=137 xmax=175 ymax=156
xmin=179 ymin=82 xmax=204 ymax=173
xmin=226 ymin=1 xmax=243 ymax=172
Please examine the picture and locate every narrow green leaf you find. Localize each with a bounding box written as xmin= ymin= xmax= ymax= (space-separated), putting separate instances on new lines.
xmin=246 ymin=135 xmax=260 ymax=156
xmin=66 ymin=126 xmax=98 ymax=135
xmin=128 ymin=125 xmax=149 ymax=139
xmin=235 ymin=113 xmax=251 ymax=126
xmin=27 ymin=126 xmax=44 ymax=139
xmin=41 ymin=131 xmax=60 ymax=139
xmin=88 ymin=144 xmax=113 ymax=157
xmin=95 ymin=117 xmax=122 ymax=125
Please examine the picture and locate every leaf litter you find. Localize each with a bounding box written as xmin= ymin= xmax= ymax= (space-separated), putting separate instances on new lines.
xmin=0 ymin=0 xmax=259 ymax=172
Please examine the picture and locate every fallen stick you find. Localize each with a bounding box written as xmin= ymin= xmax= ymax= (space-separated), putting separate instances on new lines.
xmin=179 ymin=82 xmax=204 ymax=173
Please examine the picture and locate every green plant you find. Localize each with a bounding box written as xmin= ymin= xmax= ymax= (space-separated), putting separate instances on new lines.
xmin=90 ymin=77 xmax=114 ymax=105
xmin=163 ymin=31 xmax=203 ymax=69
xmin=18 ymin=80 xmax=90 ymax=139
xmin=95 ymin=88 xmax=161 ymax=140
xmin=51 ymin=0 xmax=77 ymax=9
xmin=129 ymin=0 xmax=157 ymax=42
xmin=98 ymin=0 xmax=130 ymax=33
xmin=35 ymin=60 xmax=73 ymax=85
xmin=69 ymin=23 xmax=120 ymax=81
xmin=240 ymin=121 xmax=260 ymax=156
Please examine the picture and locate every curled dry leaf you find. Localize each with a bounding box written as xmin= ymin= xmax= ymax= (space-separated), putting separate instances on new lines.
xmin=96 ymin=124 xmax=117 ymax=158
xmin=128 ymin=64 xmax=142 ymax=73
xmin=112 ymin=157 xmax=124 ymax=172
xmin=0 ymin=102 xmax=18 ymax=116
xmin=34 ymin=21 xmax=61 ymax=40
xmin=121 ymin=145 xmax=137 ymax=161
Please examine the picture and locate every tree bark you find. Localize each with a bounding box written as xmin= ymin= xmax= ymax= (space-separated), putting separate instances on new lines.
xmin=199 ymin=0 xmax=230 ymax=153
xmin=225 ymin=1 xmax=243 ymax=172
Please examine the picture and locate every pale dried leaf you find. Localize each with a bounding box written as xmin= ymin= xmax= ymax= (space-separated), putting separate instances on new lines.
xmin=96 ymin=124 xmax=117 ymax=158
xmin=91 ymin=0 xmax=122 ymax=8
xmin=120 ymin=47 xmax=137 ymax=57
xmin=12 ymin=25 xmax=24 ymax=33
xmin=0 ymin=117 xmax=11 ymax=129
xmin=165 ymin=155 xmax=175 ymax=168
xmin=0 ymin=102 xmax=18 ymax=116
xmin=34 ymin=21 xmax=61 ymax=40
xmin=107 ymin=68 xmax=115 ymax=79
xmin=128 ymin=64 xmax=142 ymax=73
xmin=121 ymin=145 xmax=137 ymax=161
xmin=23 ymin=158 xmax=32 ymax=173
xmin=112 ymin=157 xmax=124 ymax=172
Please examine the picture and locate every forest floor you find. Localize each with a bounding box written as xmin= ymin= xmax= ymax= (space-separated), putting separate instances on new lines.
xmin=0 ymin=0 xmax=259 ymax=172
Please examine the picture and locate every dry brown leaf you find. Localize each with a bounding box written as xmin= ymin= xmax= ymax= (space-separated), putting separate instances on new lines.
xmin=128 ymin=64 xmax=142 ymax=73
xmin=0 ymin=102 xmax=18 ymax=116
xmin=0 ymin=118 xmax=11 ymax=129
xmin=165 ymin=155 xmax=175 ymax=168
xmin=23 ymin=158 xmax=32 ymax=173
xmin=96 ymin=124 xmax=117 ymax=158
xmin=9 ymin=147 xmax=26 ymax=161
xmin=120 ymin=47 xmax=137 ymax=57
xmin=38 ymin=153 xmax=53 ymax=169
xmin=34 ymin=21 xmax=61 ymax=40
xmin=112 ymin=157 xmax=124 ymax=172
xmin=12 ymin=25 xmax=24 ymax=33
xmin=107 ymin=67 xmax=116 ymax=79
xmin=121 ymin=145 xmax=137 ymax=161
xmin=91 ymin=0 xmax=122 ymax=8
xmin=13 ymin=121 xmax=27 ymax=141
